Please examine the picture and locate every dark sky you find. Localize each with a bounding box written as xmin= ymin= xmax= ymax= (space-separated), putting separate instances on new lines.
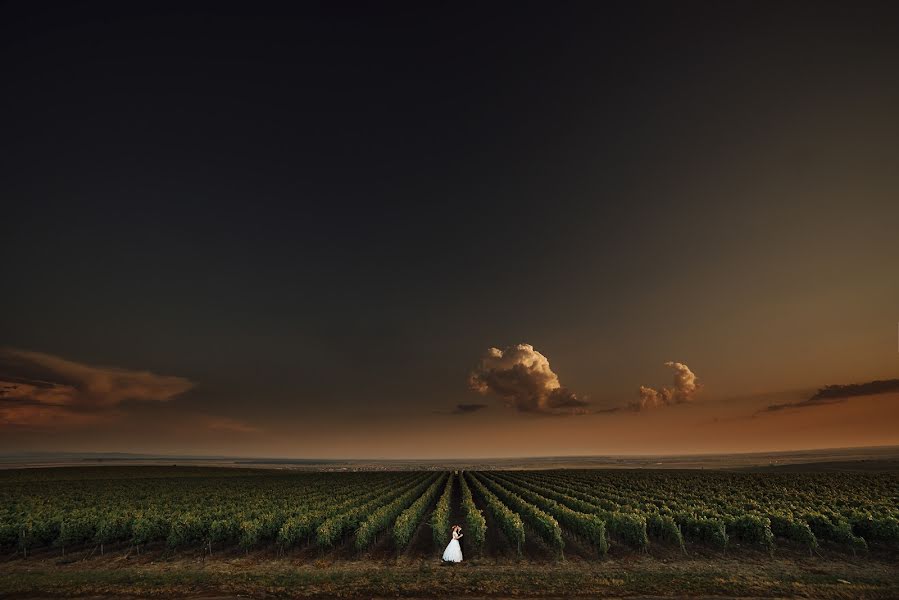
xmin=2 ymin=1 xmax=898 ymax=457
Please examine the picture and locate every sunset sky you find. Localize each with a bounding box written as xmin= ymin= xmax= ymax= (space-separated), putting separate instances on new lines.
xmin=2 ymin=1 xmax=898 ymax=458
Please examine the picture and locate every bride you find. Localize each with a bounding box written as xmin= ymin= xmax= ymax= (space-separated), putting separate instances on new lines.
xmin=442 ymin=525 xmax=463 ymax=562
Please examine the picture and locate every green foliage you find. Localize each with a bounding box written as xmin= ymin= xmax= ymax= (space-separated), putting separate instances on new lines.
xmin=501 ymin=471 xmax=648 ymax=550
xmin=490 ymin=472 xmax=607 ymax=556
xmin=27 ymin=515 xmax=62 ymax=548
xmin=466 ymin=472 xmax=524 ymax=553
xmin=769 ymin=513 xmax=817 ymax=551
xmin=131 ymin=511 xmax=168 ymax=546
xmin=393 ymin=473 xmax=447 ymax=550
xmin=849 ymin=512 xmax=899 ymax=546
xmin=239 ymin=518 xmax=264 ymax=549
xmin=95 ymin=514 xmax=132 ymax=546
xmin=805 ymin=512 xmax=868 ymax=553
xmin=0 ymin=466 xmax=894 ymax=559
xmin=606 ymin=512 xmax=650 ymax=549
xmin=430 ymin=474 xmax=454 ymax=550
xmin=647 ymin=512 xmax=684 ymax=551
xmin=56 ymin=511 xmax=97 ymax=549
xmin=356 ymin=474 xmax=440 ymax=550
xmin=459 ymin=473 xmax=487 ymax=553
xmin=0 ymin=520 xmax=19 ymax=548
xmin=678 ymin=515 xmax=728 ymax=549
xmin=167 ymin=513 xmax=206 ymax=549
xmin=727 ymin=514 xmax=774 ymax=551
xmin=316 ymin=474 xmax=432 ymax=547
xmin=474 ymin=473 xmax=563 ymax=555
xmin=208 ymin=518 xmax=240 ymax=547
xmin=276 ymin=514 xmax=317 ymax=549
xmin=0 ymin=468 xmax=419 ymax=555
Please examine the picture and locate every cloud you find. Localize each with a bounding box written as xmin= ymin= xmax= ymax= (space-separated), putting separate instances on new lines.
xmin=808 ymin=379 xmax=899 ymax=402
xmin=452 ymin=403 xmax=488 ymax=415
xmin=0 ymin=378 xmax=79 ymax=407
xmin=468 ymin=343 xmax=588 ymax=415
xmin=0 ymin=348 xmax=194 ymax=407
xmin=0 ymin=348 xmax=195 ymax=428
xmin=761 ymin=378 xmax=899 ymax=413
xmin=630 ymin=361 xmax=700 ymax=411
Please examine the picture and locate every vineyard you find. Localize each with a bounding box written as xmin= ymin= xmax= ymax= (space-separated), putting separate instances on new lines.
xmin=1 ymin=466 xmax=897 ymax=563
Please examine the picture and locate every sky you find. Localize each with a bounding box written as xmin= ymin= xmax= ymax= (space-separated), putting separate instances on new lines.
xmin=1 ymin=1 xmax=898 ymax=458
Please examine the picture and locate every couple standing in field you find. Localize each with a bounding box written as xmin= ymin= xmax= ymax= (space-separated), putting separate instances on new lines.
xmin=442 ymin=524 xmax=463 ymax=563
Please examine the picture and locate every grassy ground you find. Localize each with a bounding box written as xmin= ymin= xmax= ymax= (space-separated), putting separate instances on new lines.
xmin=2 ymin=548 xmax=898 ymax=598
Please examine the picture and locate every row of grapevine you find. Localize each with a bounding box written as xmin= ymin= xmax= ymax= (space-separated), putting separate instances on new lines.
xmin=512 ymin=469 xmax=899 ymax=554
xmin=847 ymin=511 xmax=899 ymax=546
xmin=646 ymin=513 xmax=685 ymax=552
xmin=316 ymin=474 xmax=432 ymax=547
xmin=18 ymin=470 xmax=415 ymax=555
xmin=487 ymin=472 xmax=608 ymax=555
xmin=541 ymin=471 xmax=764 ymax=552
xmin=186 ymin=472 xmax=420 ymax=553
xmin=392 ymin=473 xmax=449 ymax=550
xmin=563 ymin=469 xmax=897 ymax=541
xmin=355 ymin=473 xmax=441 ymax=549
xmin=536 ymin=478 xmax=729 ymax=549
xmin=804 ymin=512 xmax=867 ymax=554
xmin=275 ymin=473 xmax=417 ymax=550
xmin=3 ymin=469 xmax=418 ymax=556
xmin=533 ymin=471 xmax=732 ymax=551
xmin=459 ymin=472 xmax=486 ymax=553
xmin=192 ymin=472 xmax=420 ymax=552
xmin=473 ymin=473 xmax=564 ymax=554
xmin=464 ymin=472 xmax=524 ymax=553
xmin=3 ymin=466 xmax=896 ymax=561
xmin=769 ymin=512 xmax=818 ymax=553
xmin=504 ymin=472 xmax=649 ymax=549
xmin=430 ymin=473 xmax=455 ymax=549
xmin=675 ymin=514 xmax=729 ymax=550
xmin=725 ymin=514 xmax=774 ymax=552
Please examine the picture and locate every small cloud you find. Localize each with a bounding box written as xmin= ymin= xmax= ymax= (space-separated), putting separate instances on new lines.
xmin=809 ymin=379 xmax=899 ymax=402
xmin=630 ymin=361 xmax=700 ymax=411
xmin=468 ymin=343 xmax=588 ymax=415
xmin=760 ymin=378 xmax=899 ymax=413
xmin=452 ymin=403 xmax=488 ymax=415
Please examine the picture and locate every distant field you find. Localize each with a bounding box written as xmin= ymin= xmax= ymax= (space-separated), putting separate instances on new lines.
xmin=2 ymin=466 xmax=897 ymax=598
xmin=3 ymin=445 xmax=898 ymax=471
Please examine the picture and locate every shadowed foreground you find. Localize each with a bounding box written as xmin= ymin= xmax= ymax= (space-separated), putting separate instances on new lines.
xmin=2 ymin=551 xmax=898 ymax=599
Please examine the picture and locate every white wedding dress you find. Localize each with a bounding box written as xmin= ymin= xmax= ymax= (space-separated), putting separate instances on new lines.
xmin=442 ymin=530 xmax=463 ymax=562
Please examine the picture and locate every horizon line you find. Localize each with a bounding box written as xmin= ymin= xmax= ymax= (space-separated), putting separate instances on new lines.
xmin=3 ymin=443 xmax=897 ymax=463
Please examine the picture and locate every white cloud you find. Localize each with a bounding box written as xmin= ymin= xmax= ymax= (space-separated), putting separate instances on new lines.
xmin=630 ymin=361 xmax=700 ymax=411
xmin=468 ymin=343 xmax=587 ymax=415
